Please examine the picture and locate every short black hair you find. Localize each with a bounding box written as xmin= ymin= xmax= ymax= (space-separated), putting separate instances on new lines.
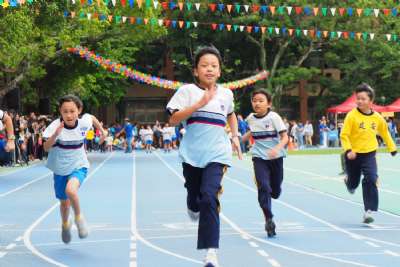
xmin=194 ymin=46 xmax=223 ymax=68
xmin=251 ymin=89 xmax=272 ymax=103
xmin=58 ymin=95 xmax=83 ymax=110
xmin=355 ymin=83 xmax=375 ymax=100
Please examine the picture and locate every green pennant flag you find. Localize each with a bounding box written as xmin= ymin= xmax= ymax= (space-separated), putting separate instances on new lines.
xmin=277 ymin=6 xmax=284 ymax=14
xmin=296 ymin=28 xmax=301 ymax=37
xmin=146 ymin=0 xmax=151 ymax=8
xmin=80 ymin=12 xmax=85 ymax=18
xmin=393 ymin=34 xmax=398 ymax=41
xmin=115 ymin=15 xmax=121 ymax=23
xmin=233 ymin=25 xmax=238 ymax=32
xmin=364 ymin=8 xmax=371 ymax=16
xmin=235 ymin=4 xmax=240 ymax=13
xmin=0 ymin=0 xmax=4 ymax=4
xmin=322 ymin=7 xmax=327 ymax=16
xmin=268 ymin=27 xmax=273 ymax=35
xmin=186 ymin=21 xmax=191 ymax=29
xmin=362 ymin=32 xmax=368 ymax=40
xmin=186 ymin=2 xmax=192 ymax=11
xmin=151 ymin=18 xmax=157 ymax=25
xmin=27 ymin=0 xmax=34 ymax=3
xmin=330 ymin=31 xmax=336 ymax=39
xmin=104 ymin=0 xmax=109 ymax=5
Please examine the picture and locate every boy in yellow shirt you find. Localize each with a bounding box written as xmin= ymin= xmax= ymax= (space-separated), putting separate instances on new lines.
xmin=340 ymin=83 xmax=397 ymax=224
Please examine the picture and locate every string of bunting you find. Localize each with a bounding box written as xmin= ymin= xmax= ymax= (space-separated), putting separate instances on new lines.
xmin=70 ymin=0 xmax=400 ymax=18
xmin=64 ymin=11 xmax=400 ymax=42
xmin=0 ymin=0 xmax=34 ymax=8
xmin=67 ymin=46 xmax=269 ymax=90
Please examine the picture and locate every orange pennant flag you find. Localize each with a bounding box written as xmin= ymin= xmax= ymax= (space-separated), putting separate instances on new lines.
xmin=227 ymin=4 xmax=232 ymax=13
xmin=179 ymin=20 xmax=184 ymax=28
xmin=261 ymin=26 xmax=266 ymax=34
xmin=323 ymin=31 xmax=329 ymax=38
xmin=137 ymin=0 xmax=143 ymax=8
xmin=71 ymin=11 xmax=76 ymax=18
xmin=356 ymin=8 xmax=363 ymax=16
xmin=108 ymin=15 xmax=113 ymax=22
xmin=97 ymin=0 xmax=101 ymax=6
xmin=144 ymin=18 xmax=149 ymax=25
xmin=130 ymin=17 xmax=135 ymax=24
xmin=288 ymin=28 xmax=294 ymax=36
xmin=269 ymin=5 xmax=276 ymax=15
xmin=227 ymin=24 xmax=232 ymax=31
xmin=313 ymin=7 xmax=319 ymax=16
xmin=93 ymin=12 xmax=99 ymax=19
xmin=309 ymin=29 xmax=315 ymax=37
xmin=246 ymin=26 xmax=253 ymax=33
xmin=178 ymin=2 xmax=184 ymax=11
xmin=356 ymin=32 xmax=362 ymax=39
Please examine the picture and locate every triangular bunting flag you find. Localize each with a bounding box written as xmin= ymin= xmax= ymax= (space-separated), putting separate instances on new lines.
xmin=386 ymin=34 xmax=392 ymax=41
xmin=218 ymin=3 xmax=224 ymax=12
xmin=71 ymin=11 xmax=76 ymax=18
xmin=122 ymin=16 xmax=127 ymax=23
xmin=356 ymin=9 xmax=363 ymax=17
xmin=261 ymin=27 xmax=266 ymax=34
xmin=246 ymin=26 xmax=252 ymax=33
xmin=348 ymin=8 xmax=353 ymax=16
xmin=108 ymin=15 xmax=113 ymax=22
xmin=227 ymin=24 xmax=232 ymax=31
xmin=179 ymin=20 xmax=184 ymax=28
xmin=383 ymin=9 xmax=390 ymax=16
xmin=111 ymin=0 xmax=116 ymax=6
xmin=303 ymin=29 xmax=308 ymax=36
xmin=275 ymin=27 xmax=280 ymax=34
xmin=287 ymin=6 xmax=292 ymax=15
xmin=370 ymin=33 xmax=375 ymax=40
xmin=339 ymin=8 xmax=345 ymax=16
xmin=244 ymin=5 xmax=249 ymax=12
xmin=313 ymin=7 xmax=319 ymax=16
xmin=343 ymin=32 xmax=349 ymax=39
xmin=87 ymin=13 xmax=92 ymax=20
xmin=195 ymin=3 xmax=200 ymax=11
xmin=392 ymin=8 xmax=398 ymax=17
xmin=364 ymin=8 xmax=371 ymax=16
xmin=235 ymin=4 xmax=240 ymax=13
xmin=277 ymin=6 xmax=284 ymax=14
xmin=323 ymin=31 xmax=329 ymax=38
xmin=269 ymin=5 xmax=275 ymax=15
xmin=330 ymin=7 xmax=336 ymax=16
xmin=158 ymin=19 xmax=163 ymax=26
xmin=309 ymin=29 xmax=315 ymax=37
xmin=186 ymin=2 xmax=191 ymax=10
xmin=322 ymin=7 xmax=327 ymax=16
xmin=239 ymin=25 xmax=244 ymax=32
xmin=373 ymin=8 xmax=379 ymax=17
xmin=295 ymin=6 xmax=302 ymax=15
xmin=178 ymin=2 xmax=183 ymax=11
xmin=211 ymin=23 xmax=217 ymax=30
xmin=161 ymin=1 xmax=168 ymax=10
xmin=143 ymin=18 xmax=149 ymax=25
xmin=356 ymin=32 xmax=362 ymax=39
xmin=164 ymin=19 xmax=171 ymax=27
xmin=296 ymin=28 xmax=301 ymax=37
xmin=288 ymin=28 xmax=294 ymax=36
xmin=227 ymin=4 xmax=232 ymax=13
xmin=209 ymin=3 xmax=216 ymax=12
xmin=337 ymin=31 xmax=342 ymax=38
xmin=121 ymin=0 xmax=126 ymax=6
xmin=193 ymin=21 xmax=198 ymax=28
xmin=233 ymin=25 xmax=238 ymax=32
xmin=186 ymin=21 xmax=191 ymax=29
xmin=129 ymin=17 xmax=135 ymax=24
xmin=137 ymin=0 xmax=142 ymax=8
xmin=252 ymin=5 xmax=259 ymax=13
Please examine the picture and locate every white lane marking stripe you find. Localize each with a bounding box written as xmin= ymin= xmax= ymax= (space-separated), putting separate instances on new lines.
xmin=23 ymin=153 xmax=114 ymax=267
xmin=0 ymin=173 xmax=51 ymax=197
xmin=6 ymin=243 xmax=16 ymax=250
xmin=384 ymin=250 xmax=400 ymax=257
xmin=268 ymin=258 xmax=281 ymax=267
xmin=366 ymin=241 xmax=380 ymax=248
xmin=257 ymin=249 xmax=269 ymax=257
xmin=130 ymin=153 xmax=137 ymax=266
xmin=249 ymin=241 xmax=259 ymax=248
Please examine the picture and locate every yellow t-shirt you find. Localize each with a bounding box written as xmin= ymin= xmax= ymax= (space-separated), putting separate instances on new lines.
xmin=340 ymin=108 xmax=396 ymax=153
xmin=86 ymin=130 xmax=95 ymax=140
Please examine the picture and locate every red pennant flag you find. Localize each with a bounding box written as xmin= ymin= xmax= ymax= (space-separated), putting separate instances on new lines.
xmin=383 ymin=9 xmax=390 ymax=16
xmin=288 ymin=29 xmax=294 ymax=36
xmin=108 ymin=15 xmax=113 ymax=22
xmin=269 ymin=5 xmax=276 ymax=15
xmin=165 ymin=19 xmax=171 ymax=27
xmin=261 ymin=27 xmax=266 ymax=34
xmin=252 ymin=5 xmax=260 ymax=13
xmin=93 ymin=13 xmax=99 ymax=19
xmin=339 ymin=8 xmax=345 ymax=16
xmin=121 ymin=0 xmax=126 ymax=7
xmin=227 ymin=24 xmax=232 ymax=31
xmin=209 ymin=3 xmax=216 ymax=12
xmin=295 ymin=6 xmax=303 ymax=15
xmin=144 ymin=18 xmax=149 ymax=25
xmin=161 ymin=2 xmax=168 ymax=10
xmin=178 ymin=2 xmax=184 ymax=11
xmin=323 ymin=31 xmax=329 ymax=38
xmin=80 ymin=0 xmax=85 ymax=4
xmin=130 ymin=17 xmax=135 ymax=24
xmin=227 ymin=4 xmax=232 ymax=13
xmin=211 ymin=23 xmax=217 ymax=30
xmin=246 ymin=26 xmax=253 ymax=33
xmin=179 ymin=20 xmax=184 ymax=28
xmin=309 ymin=29 xmax=315 ymax=37
xmin=343 ymin=31 xmax=349 ymax=39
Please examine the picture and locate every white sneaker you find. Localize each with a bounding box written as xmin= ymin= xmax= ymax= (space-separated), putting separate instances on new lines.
xmin=75 ymin=215 xmax=89 ymax=239
xmin=363 ymin=210 xmax=374 ymax=224
xmin=204 ymin=248 xmax=219 ymax=267
xmin=187 ymin=209 xmax=200 ymax=222
xmin=61 ymin=219 xmax=72 ymax=244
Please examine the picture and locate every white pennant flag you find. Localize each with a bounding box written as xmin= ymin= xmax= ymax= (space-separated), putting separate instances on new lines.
xmin=87 ymin=13 xmax=92 ymax=20
xmin=330 ymin=8 xmax=336 ymax=16
xmin=111 ymin=0 xmax=116 ymax=6
xmin=122 ymin=16 xmax=127 ymax=23
xmin=158 ymin=19 xmax=164 ymax=26
xmin=275 ymin=27 xmax=280 ymax=34
xmin=303 ymin=29 xmax=308 ymax=36
xmin=244 ymin=5 xmax=249 ymax=12
xmin=287 ymin=6 xmax=293 ymax=15
xmin=72 ymin=0 xmax=76 ymax=4
xmin=153 ymin=0 xmax=159 ymax=9
xmin=386 ymin=34 xmax=392 ymax=41
xmin=370 ymin=33 xmax=375 ymax=40
xmin=195 ymin=3 xmax=201 ymax=11
xmin=193 ymin=21 xmax=198 ymax=28
xmin=374 ymin=9 xmax=379 ymax=17
xmin=239 ymin=25 xmax=245 ymax=32
xmin=337 ymin=31 xmax=342 ymax=38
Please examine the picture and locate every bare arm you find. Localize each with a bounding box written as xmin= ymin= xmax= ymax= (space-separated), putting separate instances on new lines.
xmin=227 ymin=113 xmax=243 ymax=160
xmin=43 ymin=122 xmax=64 ymax=152
xmin=241 ymin=131 xmax=252 ymax=143
xmin=3 ymin=113 xmax=15 ymax=152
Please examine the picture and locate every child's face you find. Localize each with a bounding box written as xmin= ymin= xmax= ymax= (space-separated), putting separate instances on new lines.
xmin=194 ymin=54 xmax=221 ymax=86
xmin=60 ymin=101 xmax=81 ymax=127
xmin=251 ymin=93 xmax=271 ymax=115
xmin=356 ymin=92 xmax=372 ymax=110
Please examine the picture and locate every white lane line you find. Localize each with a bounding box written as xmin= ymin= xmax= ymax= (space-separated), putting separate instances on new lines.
xmin=0 ymin=162 xmax=43 ymax=177
xmin=23 ymin=152 xmax=114 ymax=267
xmin=384 ymin=250 xmax=400 ymax=257
xmin=0 ymin=173 xmax=51 ymax=197
xmin=130 ymin=153 xmax=137 ymax=267
xmin=268 ymin=258 xmax=281 ymax=267
xmin=15 ymin=236 xmax=23 ymax=242
xmin=0 ymin=252 xmax=7 ymax=258
xmin=133 ymin=152 xmax=202 ymax=265
xmin=6 ymin=243 xmax=16 ymax=250
xmin=257 ymin=249 xmax=269 ymax=257
xmin=366 ymin=241 xmax=380 ymax=248
xmin=249 ymin=241 xmax=259 ymax=248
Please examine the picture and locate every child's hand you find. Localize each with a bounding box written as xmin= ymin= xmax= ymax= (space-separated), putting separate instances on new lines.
xmin=347 ymin=151 xmax=357 ymax=160
xmin=54 ymin=122 xmax=64 ymax=137
xmin=268 ymin=147 xmax=279 ymax=159
xmin=197 ymin=88 xmax=216 ymax=108
xmin=231 ymin=136 xmax=243 ymax=160
xmin=5 ymin=139 xmax=15 ymax=152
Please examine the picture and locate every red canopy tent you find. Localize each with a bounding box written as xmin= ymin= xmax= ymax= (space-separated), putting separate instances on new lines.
xmin=385 ymin=99 xmax=400 ymax=112
xmin=327 ymin=94 xmax=388 ymax=113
